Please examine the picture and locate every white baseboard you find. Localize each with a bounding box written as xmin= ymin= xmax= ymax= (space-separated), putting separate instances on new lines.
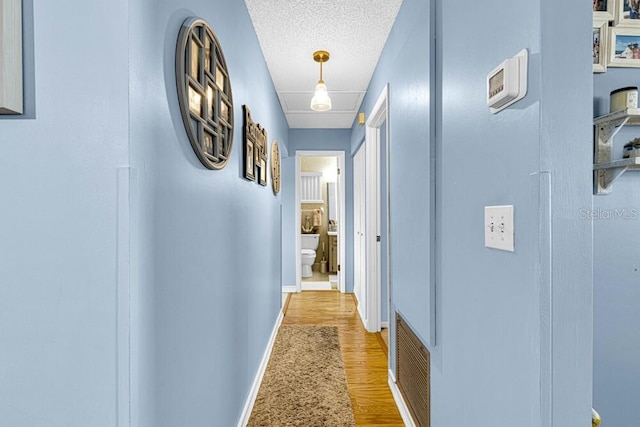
xmin=381 ymin=321 xmax=389 ymax=329
xmin=388 ymin=369 xmax=416 ymax=427
xmin=281 ymin=285 xmax=297 ymax=293
xmin=357 ymin=302 xmax=366 ymax=326
xmin=301 ymin=281 xmax=332 ymax=291
xmin=237 ymin=310 xmax=284 ymax=427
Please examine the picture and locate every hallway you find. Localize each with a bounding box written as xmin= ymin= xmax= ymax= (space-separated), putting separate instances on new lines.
xmin=281 ymin=291 xmax=404 ymax=426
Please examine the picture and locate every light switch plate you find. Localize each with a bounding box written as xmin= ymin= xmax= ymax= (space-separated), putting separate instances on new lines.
xmin=484 ymin=205 xmax=514 ymax=252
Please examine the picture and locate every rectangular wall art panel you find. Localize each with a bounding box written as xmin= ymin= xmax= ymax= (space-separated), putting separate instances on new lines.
xmin=0 ymin=0 xmax=23 ymax=114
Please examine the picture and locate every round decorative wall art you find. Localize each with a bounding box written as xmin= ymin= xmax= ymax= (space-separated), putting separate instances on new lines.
xmin=176 ymin=17 xmax=234 ymax=170
xmin=271 ymin=140 xmax=281 ymax=194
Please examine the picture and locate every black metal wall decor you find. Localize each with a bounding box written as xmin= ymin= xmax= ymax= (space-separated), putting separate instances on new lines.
xmin=243 ymin=105 xmax=268 ymax=186
xmin=176 ymin=17 xmax=233 ymax=170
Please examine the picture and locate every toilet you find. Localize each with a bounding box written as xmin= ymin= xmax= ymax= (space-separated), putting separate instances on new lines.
xmin=301 ymin=234 xmax=320 ymax=278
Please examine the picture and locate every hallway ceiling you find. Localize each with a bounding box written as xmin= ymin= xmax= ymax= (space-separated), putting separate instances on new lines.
xmin=244 ymin=0 xmax=404 ymax=129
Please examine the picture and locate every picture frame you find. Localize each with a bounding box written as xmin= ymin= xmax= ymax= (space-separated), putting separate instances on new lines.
xmin=190 ymin=36 xmax=201 ymax=80
xmin=0 ymin=0 xmax=23 ymax=114
xmin=594 ymin=0 xmax=616 ymax=21
xmin=245 ymin=140 xmax=255 ymax=181
xmin=615 ymin=0 xmax=640 ymax=27
xmin=188 ymin=85 xmax=203 ymax=116
xmin=594 ymin=20 xmax=609 ymax=72
xmin=608 ymin=27 xmax=640 ymax=67
xmin=243 ymin=105 xmax=257 ymax=181
xmin=258 ymin=157 xmax=268 ymax=187
xmin=176 ymin=17 xmax=234 ymax=170
xmin=202 ymin=129 xmax=215 ymax=158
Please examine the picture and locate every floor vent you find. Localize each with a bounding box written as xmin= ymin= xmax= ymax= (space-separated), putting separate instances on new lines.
xmin=396 ymin=312 xmax=430 ymax=427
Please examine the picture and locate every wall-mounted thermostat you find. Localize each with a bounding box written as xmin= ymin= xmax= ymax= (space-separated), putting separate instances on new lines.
xmin=487 ymin=49 xmax=528 ymax=114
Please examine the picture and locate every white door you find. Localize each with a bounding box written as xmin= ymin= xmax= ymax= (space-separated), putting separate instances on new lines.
xmin=353 ymin=143 xmax=367 ymax=320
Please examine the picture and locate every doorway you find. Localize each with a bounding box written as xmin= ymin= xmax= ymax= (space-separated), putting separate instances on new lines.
xmin=354 ymin=84 xmax=390 ymax=333
xmin=295 ymin=151 xmax=346 ymax=293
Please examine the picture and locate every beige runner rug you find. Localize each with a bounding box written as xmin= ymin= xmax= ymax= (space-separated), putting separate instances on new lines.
xmin=247 ymin=325 xmax=356 ymax=426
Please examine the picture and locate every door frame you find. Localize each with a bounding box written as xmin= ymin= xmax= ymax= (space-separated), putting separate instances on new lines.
xmin=295 ymin=150 xmax=346 ymax=293
xmin=363 ymin=84 xmax=389 ymax=333
xmin=353 ymin=142 xmax=366 ymax=321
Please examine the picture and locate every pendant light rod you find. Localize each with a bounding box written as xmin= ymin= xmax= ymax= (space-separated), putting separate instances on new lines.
xmin=313 ymin=50 xmax=330 ymax=83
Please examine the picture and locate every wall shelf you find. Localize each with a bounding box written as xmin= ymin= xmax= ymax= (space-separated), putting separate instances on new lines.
xmin=593 ymin=108 xmax=640 ymax=194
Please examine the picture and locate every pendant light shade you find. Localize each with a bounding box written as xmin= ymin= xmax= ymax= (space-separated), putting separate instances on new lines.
xmin=311 ymin=82 xmax=332 ymax=111
xmin=310 ymin=50 xmax=332 ymax=111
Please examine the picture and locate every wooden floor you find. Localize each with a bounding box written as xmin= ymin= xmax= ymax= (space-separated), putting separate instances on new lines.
xmin=282 ymin=291 xmax=404 ymax=427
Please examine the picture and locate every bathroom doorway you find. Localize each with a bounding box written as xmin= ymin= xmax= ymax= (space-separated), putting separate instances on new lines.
xmin=295 ymin=151 xmax=346 ymax=293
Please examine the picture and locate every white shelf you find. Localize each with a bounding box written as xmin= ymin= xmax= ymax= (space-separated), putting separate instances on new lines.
xmin=593 ymin=109 xmax=640 ymax=194
xmin=593 ymin=108 xmax=640 ymax=126
xmin=593 ymin=157 xmax=640 ymax=170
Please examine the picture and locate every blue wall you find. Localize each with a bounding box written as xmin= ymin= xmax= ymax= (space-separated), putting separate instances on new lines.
xmin=129 ymin=1 xmax=288 ymax=426
xmin=1 ymin=1 xmax=289 ymax=426
xmin=283 ymin=129 xmax=353 ymax=291
xmin=352 ymin=0 xmax=593 ymax=425
xmin=593 ymin=69 xmax=640 ymax=426
xmin=350 ymin=0 xmax=434 ymax=375
xmin=0 ymin=0 xmax=129 ymax=425
xmin=0 ymin=0 xmax=601 ymax=425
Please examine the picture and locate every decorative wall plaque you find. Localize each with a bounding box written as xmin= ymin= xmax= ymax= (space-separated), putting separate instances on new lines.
xmin=243 ymin=105 xmax=268 ymax=186
xmin=176 ymin=17 xmax=233 ymax=170
xmin=0 ymin=0 xmax=23 ymax=114
xmin=271 ymin=140 xmax=281 ymax=194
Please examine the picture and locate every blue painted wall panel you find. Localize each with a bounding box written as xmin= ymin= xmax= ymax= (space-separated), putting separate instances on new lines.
xmin=129 ymin=1 xmax=288 ymax=425
xmin=354 ymin=0 xmax=593 ymax=425
xmin=593 ymin=69 xmax=640 ymax=426
xmin=0 ymin=1 xmax=129 ymax=425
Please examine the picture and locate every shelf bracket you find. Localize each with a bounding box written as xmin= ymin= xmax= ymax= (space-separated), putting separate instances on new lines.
xmin=594 ymin=117 xmax=630 ymax=194
xmin=594 ymin=166 xmax=628 ymax=194
xmin=593 ymin=109 xmax=640 ymax=194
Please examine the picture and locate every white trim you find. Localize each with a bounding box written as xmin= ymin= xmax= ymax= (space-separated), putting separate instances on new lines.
xmin=238 ymin=310 xmax=285 ymax=427
xmin=381 ymin=321 xmax=389 ymax=329
xmin=388 ymin=369 xmax=417 ymax=427
xmin=363 ymin=84 xmax=389 ymax=333
xmin=301 ymin=281 xmax=332 ymax=291
xmin=353 ymin=143 xmax=366 ymax=326
xmin=295 ymin=155 xmax=301 ymax=292
xmin=295 ymin=151 xmax=347 ymax=294
xmin=281 ymin=285 xmax=298 ymax=293
xmin=116 ymin=168 xmax=131 ymax=427
xmin=338 ymin=153 xmax=346 ymax=294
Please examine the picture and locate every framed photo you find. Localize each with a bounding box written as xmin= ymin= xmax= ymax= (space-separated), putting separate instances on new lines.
xmin=615 ymin=0 xmax=640 ymax=27
xmin=608 ymin=27 xmax=640 ymax=67
xmin=0 ymin=0 xmax=23 ymax=114
xmin=188 ymin=85 xmax=203 ymax=116
xmin=216 ymin=66 xmax=225 ymax=90
xmin=258 ymin=157 xmax=268 ymax=186
xmin=190 ymin=36 xmax=201 ymax=80
xmin=594 ymin=20 xmax=609 ymax=72
xmin=176 ymin=18 xmax=234 ymax=170
xmin=245 ymin=140 xmax=255 ymax=181
xmin=594 ymin=0 xmax=615 ymax=21
xmin=202 ymin=129 xmax=215 ymax=157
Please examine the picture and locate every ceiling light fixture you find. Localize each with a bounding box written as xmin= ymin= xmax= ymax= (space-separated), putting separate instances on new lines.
xmin=310 ymin=50 xmax=332 ymax=111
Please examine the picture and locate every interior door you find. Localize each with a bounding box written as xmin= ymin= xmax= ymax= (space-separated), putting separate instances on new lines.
xmin=354 ymin=143 xmax=367 ymax=319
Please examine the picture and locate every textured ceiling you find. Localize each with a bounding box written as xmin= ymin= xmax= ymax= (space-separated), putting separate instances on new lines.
xmin=245 ymin=0 xmax=404 ymax=129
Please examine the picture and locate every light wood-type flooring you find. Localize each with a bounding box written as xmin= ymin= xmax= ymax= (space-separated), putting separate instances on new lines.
xmin=282 ymin=291 xmax=404 ymax=426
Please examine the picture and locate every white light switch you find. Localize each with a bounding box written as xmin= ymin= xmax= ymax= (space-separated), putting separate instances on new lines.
xmin=484 ymin=205 xmax=514 ymax=252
